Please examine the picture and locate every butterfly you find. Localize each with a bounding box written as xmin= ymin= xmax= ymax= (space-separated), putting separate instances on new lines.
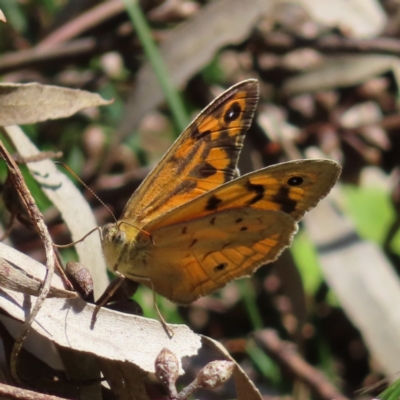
xmin=101 ymin=80 xmax=341 ymax=304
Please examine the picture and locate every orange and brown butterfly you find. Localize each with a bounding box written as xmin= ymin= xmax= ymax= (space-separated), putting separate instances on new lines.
xmin=101 ymin=79 xmax=341 ymax=304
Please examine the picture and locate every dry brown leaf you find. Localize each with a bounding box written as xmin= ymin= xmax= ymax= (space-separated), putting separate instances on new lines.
xmin=0 ymin=242 xmax=202 ymax=373
xmin=3 ymin=293 xmax=200 ymax=372
xmin=2 ymin=126 xmax=109 ymax=298
xmin=97 ymin=335 xmax=263 ymax=400
xmin=0 ymin=83 xmax=112 ymax=126
xmin=0 ymin=242 xmax=262 ymax=399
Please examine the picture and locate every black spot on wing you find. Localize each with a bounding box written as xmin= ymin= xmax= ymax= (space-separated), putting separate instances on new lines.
xmin=240 ymin=226 xmax=248 ymax=231
xmin=236 ymin=218 xmax=243 ymax=223
xmin=190 ymin=124 xmax=212 ymax=141
xmin=189 ymin=239 xmax=198 ymax=248
xmin=273 ymin=186 xmax=297 ymax=214
xmin=182 ymin=226 xmax=187 ymax=234
xmin=197 ymin=162 xmax=218 ymax=178
xmin=210 ymin=217 xmax=216 ymax=225
xmin=198 ymin=134 xmax=243 ymax=183
xmin=205 ymin=195 xmax=222 ymax=211
xmin=287 ymin=176 xmax=304 ymax=186
xmin=245 ymin=180 xmax=265 ymax=205
xmin=224 ymin=101 xmax=241 ymax=123
xmin=214 ymin=263 xmax=227 ymax=273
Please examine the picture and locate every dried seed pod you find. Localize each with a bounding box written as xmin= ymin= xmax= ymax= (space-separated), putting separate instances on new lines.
xmin=196 ymin=360 xmax=235 ymax=389
xmin=65 ymin=261 xmax=94 ymax=302
xmin=155 ymin=348 xmax=179 ymax=398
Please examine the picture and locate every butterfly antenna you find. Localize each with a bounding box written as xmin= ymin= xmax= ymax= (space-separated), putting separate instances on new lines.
xmin=55 ymin=163 xmax=153 ymax=246
xmin=53 ymin=227 xmax=101 ymax=248
xmin=118 ymin=221 xmax=155 ymax=245
xmin=55 ymin=162 xmax=118 ymax=223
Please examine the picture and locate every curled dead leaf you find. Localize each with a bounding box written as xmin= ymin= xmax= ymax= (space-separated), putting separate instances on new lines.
xmin=0 ymin=83 xmax=112 ymax=126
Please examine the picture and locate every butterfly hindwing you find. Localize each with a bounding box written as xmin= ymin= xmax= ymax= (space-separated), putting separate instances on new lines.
xmin=121 ymin=79 xmax=259 ymax=225
xmin=121 ymin=208 xmax=297 ymax=303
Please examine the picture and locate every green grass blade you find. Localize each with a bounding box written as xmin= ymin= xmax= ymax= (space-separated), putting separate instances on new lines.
xmin=122 ymin=0 xmax=188 ymax=132
xmin=379 ymin=378 xmax=400 ymax=400
xmin=246 ymin=340 xmax=281 ymax=385
xmin=238 ymin=279 xmax=263 ymax=330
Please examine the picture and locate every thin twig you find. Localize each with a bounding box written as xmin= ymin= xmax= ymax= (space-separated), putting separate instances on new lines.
xmin=253 ymin=329 xmax=349 ymax=400
xmin=13 ymin=151 xmax=63 ymax=164
xmin=262 ymin=32 xmax=400 ymax=56
xmin=0 ymin=382 xmax=70 ymax=400
xmin=0 ymin=38 xmax=97 ymax=74
xmin=37 ymin=0 xmax=124 ymax=48
xmin=0 ymin=141 xmax=56 ymax=384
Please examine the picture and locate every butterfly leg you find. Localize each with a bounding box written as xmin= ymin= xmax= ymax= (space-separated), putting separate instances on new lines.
xmin=123 ymin=272 xmax=174 ymax=338
xmin=149 ymin=283 xmax=175 ymax=339
xmin=92 ymin=270 xmax=173 ymax=337
xmin=91 ymin=271 xmax=125 ymax=328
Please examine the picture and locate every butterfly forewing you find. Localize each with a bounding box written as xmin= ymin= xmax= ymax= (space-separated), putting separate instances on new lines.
xmin=121 ymin=79 xmax=259 ymax=225
xmin=122 ymin=208 xmax=297 ymax=304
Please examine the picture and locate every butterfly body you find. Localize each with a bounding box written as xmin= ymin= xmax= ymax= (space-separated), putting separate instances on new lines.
xmin=101 ymin=80 xmax=341 ymax=304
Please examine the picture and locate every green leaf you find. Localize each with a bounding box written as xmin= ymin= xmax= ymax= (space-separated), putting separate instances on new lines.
xmin=379 ymin=378 xmax=400 ymax=400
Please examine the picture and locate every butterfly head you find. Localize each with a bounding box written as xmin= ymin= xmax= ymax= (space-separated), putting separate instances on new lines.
xmin=101 ymin=223 xmax=125 ymax=271
xmin=101 ymin=220 xmax=153 ymax=273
